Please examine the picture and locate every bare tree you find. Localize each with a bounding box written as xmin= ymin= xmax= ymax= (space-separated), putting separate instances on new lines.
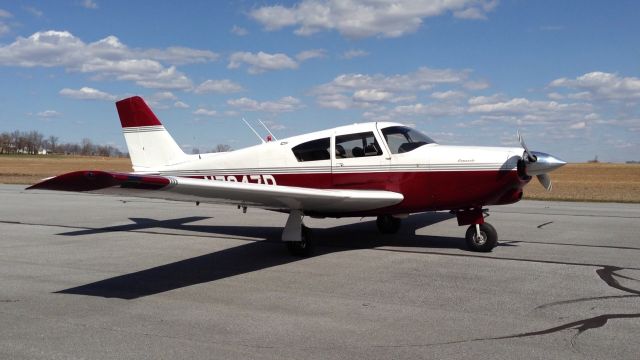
xmin=47 ymin=135 xmax=59 ymax=153
xmin=81 ymin=138 xmax=93 ymax=155
xmin=0 ymin=132 xmax=10 ymax=154
xmin=213 ymin=144 xmax=232 ymax=152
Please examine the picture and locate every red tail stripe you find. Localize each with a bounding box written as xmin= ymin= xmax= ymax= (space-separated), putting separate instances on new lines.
xmin=116 ymin=96 xmax=162 ymax=128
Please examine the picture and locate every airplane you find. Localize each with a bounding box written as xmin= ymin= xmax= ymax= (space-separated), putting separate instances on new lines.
xmin=28 ymin=96 xmax=566 ymax=256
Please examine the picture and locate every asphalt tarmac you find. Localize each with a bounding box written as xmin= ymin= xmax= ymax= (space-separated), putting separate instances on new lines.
xmin=1 ymin=184 xmax=639 ymax=359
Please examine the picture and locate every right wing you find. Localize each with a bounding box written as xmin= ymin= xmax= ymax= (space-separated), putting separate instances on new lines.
xmin=27 ymin=171 xmax=403 ymax=214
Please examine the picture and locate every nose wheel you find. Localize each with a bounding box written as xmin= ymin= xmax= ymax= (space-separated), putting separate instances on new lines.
xmin=465 ymin=223 xmax=498 ymax=252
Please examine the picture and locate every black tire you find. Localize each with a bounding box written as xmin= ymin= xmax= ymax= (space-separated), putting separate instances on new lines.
xmin=465 ymin=223 xmax=498 ymax=252
xmin=376 ymin=215 xmax=402 ymax=234
xmin=286 ymin=226 xmax=315 ymax=257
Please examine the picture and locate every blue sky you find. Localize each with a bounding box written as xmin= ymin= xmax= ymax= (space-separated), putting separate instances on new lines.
xmin=0 ymin=0 xmax=638 ymax=162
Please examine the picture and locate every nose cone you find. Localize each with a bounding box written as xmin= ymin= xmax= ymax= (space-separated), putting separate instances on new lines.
xmin=526 ymin=151 xmax=567 ymax=175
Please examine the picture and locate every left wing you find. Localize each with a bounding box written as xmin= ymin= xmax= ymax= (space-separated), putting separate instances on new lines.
xmin=27 ymin=171 xmax=404 ymax=213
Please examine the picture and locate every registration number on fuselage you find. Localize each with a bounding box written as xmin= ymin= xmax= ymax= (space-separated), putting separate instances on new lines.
xmin=203 ymin=174 xmax=277 ymax=185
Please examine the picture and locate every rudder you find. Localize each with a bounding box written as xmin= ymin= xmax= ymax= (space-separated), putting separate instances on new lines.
xmin=116 ymin=96 xmax=187 ymax=171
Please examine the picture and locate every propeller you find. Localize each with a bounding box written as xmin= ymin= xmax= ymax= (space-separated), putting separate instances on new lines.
xmin=517 ymin=131 xmax=566 ymax=191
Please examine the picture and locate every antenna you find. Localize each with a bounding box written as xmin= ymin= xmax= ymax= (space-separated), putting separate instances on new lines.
xmin=258 ymin=119 xmax=278 ymax=141
xmin=242 ymin=117 xmax=265 ymax=144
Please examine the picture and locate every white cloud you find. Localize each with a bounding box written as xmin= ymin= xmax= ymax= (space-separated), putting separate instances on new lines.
xmin=81 ymin=0 xmax=98 ymax=9
xmin=153 ymin=91 xmax=177 ymax=100
xmin=393 ymin=102 xmax=465 ymax=117
xmin=140 ymin=46 xmax=218 ymax=65
xmin=463 ymin=80 xmax=490 ymax=90
xmin=115 ymin=65 xmax=193 ymax=90
xmin=0 ymin=30 xmax=216 ymax=89
xmin=59 ymin=87 xmax=117 ymax=101
xmin=227 ymin=96 xmax=303 ymax=113
xmin=296 ymin=49 xmax=326 ymax=61
xmin=147 ymin=91 xmax=178 ymax=107
xmin=174 ymin=101 xmax=189 ymax=109
xmin=193 ymin=108 xmax=217 ymax=116
xmin=341 ymin=49 xmax=369 ymax=59
xmin=569 ymin=121 xmax=586 ymax=130
xmin=24 ymin=6 xmax=43 ymax=17
xmin=230 ymin=25 xmax=248 ymax=36
xmin=468 ymin=94 xmax=506 ymax=105
xmin=0 ymin=9 xmax=10 ymax=36
xmin=353 ymin=89 xmax=393 ymax=103
xmin=431 ymin=90 xmax=466 ymax=100
xmin=468 ymin=98 xmax=573 ymax=114
xmin=549 ymin=71 xmax=640 ymax=101
xmin=194 ymin=79 xmax=244 ymax=94
xmin=547 ymin=92 xmax=564 ymax=100
xmin=312 ymin=67 xmax=470 ymax=109
xmin=463 ymin=95 xmax=592 ymax=127
xmin=228 ymin=51 xmax=298 ymax=74
xmin=250 ymin=0 xmax=499 ymax=38
xmin=454 ymin=1 xmax=499 ymax=20
xmin=36 ymin=110 xmax=61 ymax=118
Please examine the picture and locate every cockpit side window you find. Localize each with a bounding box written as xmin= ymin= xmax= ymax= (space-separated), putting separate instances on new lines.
xmin=292 ymin=137 xmax=330 ymax=162
xmin=381 ymin=126 xmax=435 ymax=154
xmin=335 ymin=131 xmax=383 ymax=158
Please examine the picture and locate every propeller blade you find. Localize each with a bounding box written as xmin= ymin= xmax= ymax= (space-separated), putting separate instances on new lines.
xmin=517 ymin=130 xmax=536 ymax=162
xmin=537 ymin=173 xmax=552 ymax=191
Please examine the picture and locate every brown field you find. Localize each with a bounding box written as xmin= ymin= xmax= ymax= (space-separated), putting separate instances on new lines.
xmin=1 ymin=155 xmax=639 ymax=203
xmin=0 ymin=155 xmax=132 ymax=185
xmin=523 ymin=163 xmax=640 ymax=203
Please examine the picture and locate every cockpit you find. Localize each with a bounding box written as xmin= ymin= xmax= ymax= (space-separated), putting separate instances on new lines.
xmin=291 ymin=124 xmax=435 ymax=162
xmin=380 ymin=126 xmax=435 ymax=154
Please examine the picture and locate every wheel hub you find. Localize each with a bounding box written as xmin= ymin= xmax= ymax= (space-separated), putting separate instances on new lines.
xmin=474 ymin=232 xmax=486 ymax=245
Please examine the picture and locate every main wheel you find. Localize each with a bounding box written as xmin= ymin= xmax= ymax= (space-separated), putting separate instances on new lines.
xmin=286 ymin=225 xmax=315 ymax=257
xmin=376 ymin=215 xmax=402 ymax=234
xmin=465 ymin=223 xmax=498 ymax=252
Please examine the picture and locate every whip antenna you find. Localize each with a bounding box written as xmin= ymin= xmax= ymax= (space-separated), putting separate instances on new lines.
xmin=258 ymin=119 xmax=278 ymax=141
xmin=242 ymin=117 xmax=265 ymax=144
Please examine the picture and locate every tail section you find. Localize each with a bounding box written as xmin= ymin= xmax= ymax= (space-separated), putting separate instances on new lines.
xmin=116 ymin=96 xmax=187 ymax=171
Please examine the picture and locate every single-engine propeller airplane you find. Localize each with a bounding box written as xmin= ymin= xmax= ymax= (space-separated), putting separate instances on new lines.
xmin=28 ymin=96 xmax=566 ymax=256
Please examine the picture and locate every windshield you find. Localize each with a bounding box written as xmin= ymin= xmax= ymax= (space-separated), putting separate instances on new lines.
xmin=381 ymin=126 xmax=435 ymax=154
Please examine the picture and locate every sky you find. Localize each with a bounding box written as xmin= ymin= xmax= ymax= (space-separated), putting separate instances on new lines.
xmin=0 ymin=0 xmax=638 ymax=162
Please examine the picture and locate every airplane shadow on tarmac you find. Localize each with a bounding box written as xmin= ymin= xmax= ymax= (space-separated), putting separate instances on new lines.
xmin=56 ymin=211 xmax=472 ymax=300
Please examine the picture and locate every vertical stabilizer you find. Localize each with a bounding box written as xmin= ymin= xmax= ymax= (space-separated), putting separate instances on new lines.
xmin=116 ymin=96 xmax=187 ymax=171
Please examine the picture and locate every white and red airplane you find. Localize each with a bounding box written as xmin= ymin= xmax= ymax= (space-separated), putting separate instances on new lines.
xmin=29 ymin=96 xmax=566 ymax=255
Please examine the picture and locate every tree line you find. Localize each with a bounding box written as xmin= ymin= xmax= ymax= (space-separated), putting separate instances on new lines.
xmin=0 ymin=130 xmax=127 ymax=157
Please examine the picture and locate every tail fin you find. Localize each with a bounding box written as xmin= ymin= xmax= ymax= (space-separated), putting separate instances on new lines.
xmin=116 ymin=96 xmax=187 ymax=171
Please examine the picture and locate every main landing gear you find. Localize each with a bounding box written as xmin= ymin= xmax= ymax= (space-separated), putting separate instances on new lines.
xmin=282 ymin=210 xmax=315 ymax=257
xmin=281 ymin=208 xmax=498 ymax=256
xmin=376 ymin=215 xmax=402 ymax=234
xmin=456 ymin=208 xmax=498 ymax=252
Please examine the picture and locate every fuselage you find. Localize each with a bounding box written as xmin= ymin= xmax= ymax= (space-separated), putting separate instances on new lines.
xmin=134 ymin=122 xmax=530 ymax=216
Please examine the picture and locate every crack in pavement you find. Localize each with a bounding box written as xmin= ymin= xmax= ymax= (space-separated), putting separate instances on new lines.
xmin=374 ymin=265 xmax=640 ymax=351
xmin=537 ymin=221 xmax=553 ymax=229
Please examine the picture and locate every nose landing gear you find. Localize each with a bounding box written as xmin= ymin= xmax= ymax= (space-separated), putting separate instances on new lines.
xmin=464 ymin=222 xmax=498 ymax=252
xmin=456 ymin=208 xmax=498 ymax=252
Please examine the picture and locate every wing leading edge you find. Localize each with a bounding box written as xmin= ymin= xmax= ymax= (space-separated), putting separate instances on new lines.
xmin=27 ymin=171 xmax=404 ymax=213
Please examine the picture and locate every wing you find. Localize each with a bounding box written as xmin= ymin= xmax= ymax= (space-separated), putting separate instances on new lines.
xmin=27 ymin=171 xmax=403 ymax=214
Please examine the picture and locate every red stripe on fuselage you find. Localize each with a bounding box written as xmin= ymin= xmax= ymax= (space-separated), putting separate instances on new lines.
xmin=189 ymin=170 xmax=529 ymax=214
